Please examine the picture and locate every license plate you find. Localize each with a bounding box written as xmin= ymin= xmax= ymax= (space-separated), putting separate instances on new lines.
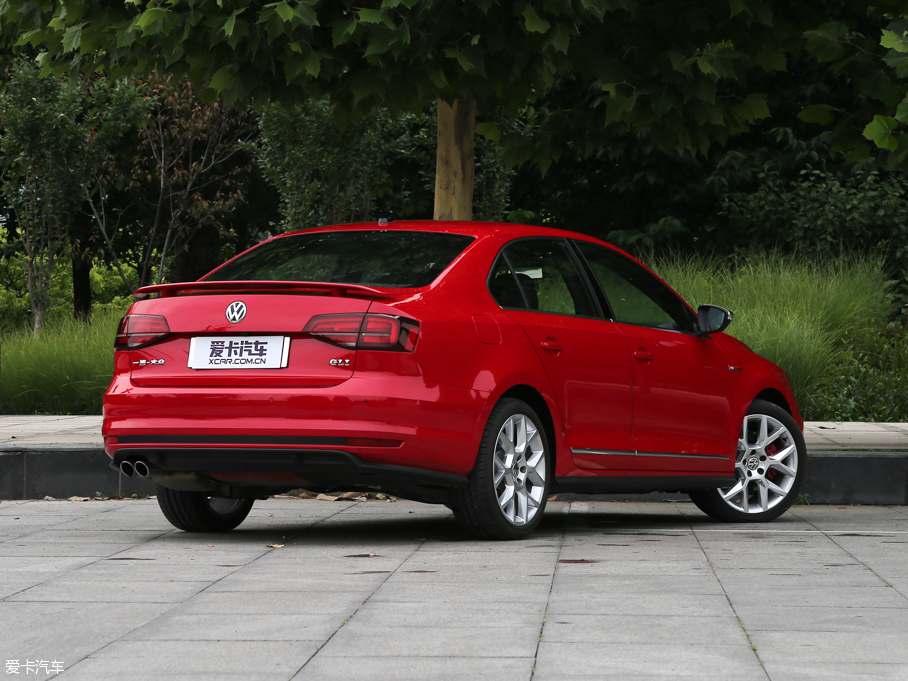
xmin=188 ymin=336 xmax=290 ymax=370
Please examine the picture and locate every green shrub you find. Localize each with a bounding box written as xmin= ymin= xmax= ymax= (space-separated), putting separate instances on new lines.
xmin=0 ymin=306 xmax=126 ymax=414
xmin=654 ymin=255 xmax=897 ymax=418
xmin=812 ymin=325 xmax=908 ymax=422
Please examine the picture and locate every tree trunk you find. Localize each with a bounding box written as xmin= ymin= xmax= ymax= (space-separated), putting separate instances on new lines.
xmin=72 ymin=256 xmax=92 ymax=320
xmin=434 ymin=99 xmax=476 ymax=221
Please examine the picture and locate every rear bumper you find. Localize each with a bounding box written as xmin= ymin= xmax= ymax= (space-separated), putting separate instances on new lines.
xmin=103 ymin=374 xmax=488 ymax=478
xmin=112 ymin=447 xmax=467 ymax=491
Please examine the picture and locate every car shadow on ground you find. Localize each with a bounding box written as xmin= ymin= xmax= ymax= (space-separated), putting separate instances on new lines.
xmin=168 ymin=503 xmax=733 ymax=545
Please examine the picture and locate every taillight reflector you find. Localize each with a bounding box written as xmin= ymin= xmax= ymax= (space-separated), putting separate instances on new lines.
xmin=304 ymin=314 xmax=418 ymax=351
xmin=115 ymin=314 xmax=171 ymax=349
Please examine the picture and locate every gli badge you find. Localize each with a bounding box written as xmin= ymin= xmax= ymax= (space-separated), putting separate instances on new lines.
xmin=226 ymin=301 xmax=247 ymax=324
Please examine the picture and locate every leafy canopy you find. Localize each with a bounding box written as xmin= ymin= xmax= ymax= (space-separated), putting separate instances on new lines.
xmin=0 ymin=0 xmax=861 ymax=160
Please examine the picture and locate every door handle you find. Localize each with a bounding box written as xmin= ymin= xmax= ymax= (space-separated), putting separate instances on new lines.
xmin=540 ymin=338 xmax=562 ymax=352
xmin=633 ymin=348 xmax=653 ymax=361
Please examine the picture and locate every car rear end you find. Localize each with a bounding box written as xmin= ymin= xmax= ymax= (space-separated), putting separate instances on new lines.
xmin=103 ymin=226 xmax=484 ymax=502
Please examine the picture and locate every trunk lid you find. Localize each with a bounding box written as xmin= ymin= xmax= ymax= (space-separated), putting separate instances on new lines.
xmin=127 ymin=289 xmax=379 ymax=388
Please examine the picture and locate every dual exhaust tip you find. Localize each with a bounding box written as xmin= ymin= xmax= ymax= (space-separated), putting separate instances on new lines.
xmin=119 ymin=460 xmax=151 ymax=478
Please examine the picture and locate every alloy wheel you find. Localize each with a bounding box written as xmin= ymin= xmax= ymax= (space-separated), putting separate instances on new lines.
xmin=492 ymin=413 xmax=547 ymax=526
xmin=719 ymin=413 xmax=799 ymax=514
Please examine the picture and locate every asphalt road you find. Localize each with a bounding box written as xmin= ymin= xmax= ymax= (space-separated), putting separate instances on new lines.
xmin=1 ymin=498 xmax=907 ymax=680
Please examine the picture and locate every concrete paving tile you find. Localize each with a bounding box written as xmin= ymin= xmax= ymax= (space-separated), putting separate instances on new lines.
xmin=735 ymin=605 xmax=908 ymax=632
xmin=52 ymin=560 xmax=244 ymax=583
xmin=761 ymin=662 xmax=908 ymax=681
xmin=293 ymin=655 xmax=533 ymax=681
xmin=724 ymin=585 xmax=906 ymax=609
xmin=176 ymin=590 xmax=367 ymax=615
xmin=5 ymin=577 xmax=210 ymax=603
xmin=9 ymin=529 xmax=167 ymax=544
xmin=0 ymin=575 xmax=68 ymax=600
xmin=111 ymin=546 xmax=270 ymax=564
xmin=207 ymin=573 xmax=393 ymax=593
xmin=318 ymin=623 xmax=541 ymax=658
xmin=546 ymin=592 xmax=734 ymax=617
xmin=70 ymin=640 xmax=318 ymax=675
xmin=713 ymin=566 xmax=884 ymax=588
xmin=0 ymin=542 xmax=140 ymax=557
xmin=551 ymin=573 xmax=724 ymax=595
xmin=0 ymin=555 xmax=96 ymax=572
xmin=0 ymin=501 xmax=114 ymax=515
xmin=749 ymin=631 xmax=908 ymax=663
xmin=51 ymin=671 xmax=277 ymax=681
xmin=542 ymin=614 xmax=747 ymax=645
xmin=123 ymin=612 xmax=344 ymax=641
xmin=367 ymin=580 xmax=553 ymax=603
xmin=0 ymin=601 xmax=175 ymax=666
xmin=51 ymin=514 xmax=176 ymax=531
xmin=352 ymin=599 xmax=547 ymax=628
xmin=534 ymin=642 xmax=766 ymax=678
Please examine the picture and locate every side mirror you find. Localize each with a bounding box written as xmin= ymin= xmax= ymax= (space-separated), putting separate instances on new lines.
xmin=697 ymin=305 xmax=733 ymax=336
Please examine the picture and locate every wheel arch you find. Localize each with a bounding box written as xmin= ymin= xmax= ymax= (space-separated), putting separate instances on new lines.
xmin=498 ymin=384 xmax=560 ymax=474
xmin=753 ymin=388 xmax=792 ymax=415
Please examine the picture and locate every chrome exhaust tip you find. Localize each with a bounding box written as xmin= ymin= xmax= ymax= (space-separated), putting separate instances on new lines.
xmin=133 ymin=460 xmax=151 ymax=478
xmin=119 ymin=461 xmax=135 ymax=477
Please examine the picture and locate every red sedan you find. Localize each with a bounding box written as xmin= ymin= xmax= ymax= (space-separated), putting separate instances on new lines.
xmin=103 ymin=221 xmax=806 ymax=539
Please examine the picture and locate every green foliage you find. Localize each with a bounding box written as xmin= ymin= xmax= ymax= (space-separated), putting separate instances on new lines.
xmin=255 ymin=101 xmax=392 ymax=229
xmin=0 ymin=306 xmax=128 ymax=414
xmin=254 ymin=101 xmax=512 ymax=227
xmin=657 ymin=255 xmax=896 ymax=417
xmin=802 ymin=14 xmax=908 ymax=171
xmin=719 ymin=168 xmax=908 ymax=277
xmin=0 ymin=0 xmax=849 ymax=167
xmin=0 ymin=60 xmax=84 ymax=331
xmin=812 ymin=324 xmax=908 ymax=422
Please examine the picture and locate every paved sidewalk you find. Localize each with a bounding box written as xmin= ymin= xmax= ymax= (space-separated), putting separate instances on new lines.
xmin=1 ymin=498 xmax=906 ymax=680
xmin=3 ymin=416 xmax=908 ymax=450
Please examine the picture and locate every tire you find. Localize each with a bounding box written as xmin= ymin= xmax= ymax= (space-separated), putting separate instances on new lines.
xmin=453 ymin=398 xmax=551 ymax=540
xmin=689 ymin=399 xmax=806 ymax=522
xmin=156 ymin=485 xmax=254 ymax=532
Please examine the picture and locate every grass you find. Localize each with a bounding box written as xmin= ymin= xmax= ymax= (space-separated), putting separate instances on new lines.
xmin=0 ymin=306 xmax=126 ymax=415
xmin=654 ymin=254 xmax=898 ymax=419
xmin=0 ymin=255 xmax=904 ymax=419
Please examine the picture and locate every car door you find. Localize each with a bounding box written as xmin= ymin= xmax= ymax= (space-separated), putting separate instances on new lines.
xmin=572 ymin=241 xmax=733 ymax=472
xmin=489 ymin=238 xmax=636 ymax=469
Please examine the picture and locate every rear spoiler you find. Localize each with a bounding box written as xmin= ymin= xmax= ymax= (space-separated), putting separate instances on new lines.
xmin=132 ymin=280 xmax=397 ymax=301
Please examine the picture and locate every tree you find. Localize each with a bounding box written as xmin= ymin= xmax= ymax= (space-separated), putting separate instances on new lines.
xmin=2 ymin=0 xmax=878 ymax=220
xmin=0 ymin=61 xmax=86 ymax=332
xmin=91 ymin=73 xmax=258 ymax=288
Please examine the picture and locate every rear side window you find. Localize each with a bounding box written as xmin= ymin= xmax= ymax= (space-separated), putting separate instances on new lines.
xmin=208 ymin=230 xmax=475 ymax=288
xmin=574 ymin=241 xmax=691 ymax=331
xmin=490 ymin=239 xmax=596 ymax=317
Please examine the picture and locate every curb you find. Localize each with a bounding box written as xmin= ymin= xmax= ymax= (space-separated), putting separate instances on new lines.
xmin=1 ymin=446 xmax=906 ymax=504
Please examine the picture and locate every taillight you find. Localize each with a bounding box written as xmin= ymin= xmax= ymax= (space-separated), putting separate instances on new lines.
xmin=302 ymin=314 xmax=363 ymax=348
xmin=114 ymin=314 xmax=171 ymax=349
xmin=304 ymin=314 xmax=419 ymax=351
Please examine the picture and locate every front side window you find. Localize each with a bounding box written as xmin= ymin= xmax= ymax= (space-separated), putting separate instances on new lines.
xmin=208 ymin=230 xmax=475 ymax=288
xmin=574 ymin=241 xmax=691 ymax=331
xmin=491 ymin=239 xmax=596 ymax=317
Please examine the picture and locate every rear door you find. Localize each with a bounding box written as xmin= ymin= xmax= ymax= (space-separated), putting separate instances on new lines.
xmin=490 ymin=239 xmax=636 ymax=468
xmin=572 ymin=241 xmax=733 ymax=472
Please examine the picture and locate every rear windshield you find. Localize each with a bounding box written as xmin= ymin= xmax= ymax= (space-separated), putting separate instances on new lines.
xmin=207 ymin=230 xmax=475 ymax=288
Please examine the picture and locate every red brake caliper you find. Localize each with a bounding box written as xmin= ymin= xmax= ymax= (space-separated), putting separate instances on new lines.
xmin=765 ymin=444 xmax=778 ymax=481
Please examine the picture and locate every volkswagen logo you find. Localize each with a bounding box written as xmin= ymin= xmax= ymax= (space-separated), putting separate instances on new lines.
xmin=226 ymin=301 xmax=247 ymax=324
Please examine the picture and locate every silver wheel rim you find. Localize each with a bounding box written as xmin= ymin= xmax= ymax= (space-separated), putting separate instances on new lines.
xmin=719 ymin=413 xmax=799 ymax=514
xmin=207 ymin=497 xmax=245 ymax=515
xmin=493 ymin=414 xmax=546 ymax=526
